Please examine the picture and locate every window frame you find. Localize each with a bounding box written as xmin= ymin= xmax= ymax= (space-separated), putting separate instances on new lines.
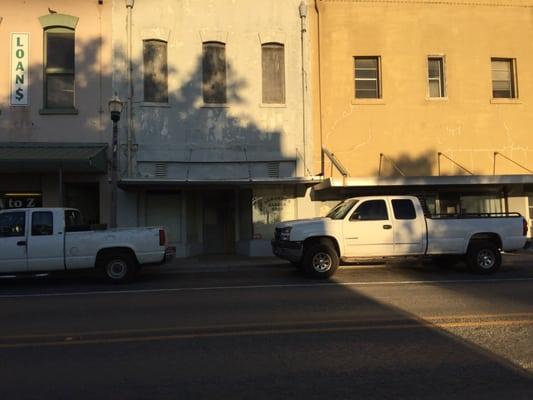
xmin=392 ymin=199 xmax=417 ymax=220
xmin=426 ymin=56 xmax=446 ymax=99
xmin=354 ymin=56 xmax=382 ymax=100
xmin=350 ymin=199 xmax=389 ymax=221
xmin=491 ymin=57 xmax=518 ymax=100
xmin=31 ymin=211 xmax=54 ymax=236
xmin=202 ymin=41 xmax=227 ymax=105
xmin=143 ymin=39 xmax=169 ymax=104
xmin=0 ymin=212 xmax=26 ymax=238
xmin=261 ymin=42 xmax=286 ymax=105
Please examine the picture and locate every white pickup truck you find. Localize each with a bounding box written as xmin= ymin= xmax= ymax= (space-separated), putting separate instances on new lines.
xmin=0 ymin=208 xmax=174 ymax=282
xmin=272 ymin=195 xmax=528 ymax=278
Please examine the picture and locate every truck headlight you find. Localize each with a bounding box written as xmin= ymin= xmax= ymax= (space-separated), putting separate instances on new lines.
xmin=279 ymin=227 xmax=292 ymax=241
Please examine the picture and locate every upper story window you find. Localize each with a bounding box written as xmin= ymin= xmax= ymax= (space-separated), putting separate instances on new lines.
xmin=262 ymin=43 xmax=285 ymax=104
xmin=143 ymin=40 xmax=168 ymax=103
xmin=202 ymin=41 xmax=226 ymax=104
xmin=354 ymin=56 xmax=381 ymax=99
xmin=491 ymin=58 xmax=517 ymax=99
xmin=39 ymin=13 xmax=78 ymax=113
xmin=427 ymin=57 xmax=446 ymax=98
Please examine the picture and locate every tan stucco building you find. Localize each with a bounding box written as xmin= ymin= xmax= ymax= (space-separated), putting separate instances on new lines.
xmin=309 ymin=0 xmax=533 ymax=233
xmin=0 ymin=0 xmax=112 ymax=224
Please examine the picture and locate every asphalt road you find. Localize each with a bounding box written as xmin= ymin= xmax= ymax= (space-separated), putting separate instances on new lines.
xmin=0 ymin=255 xmax=532 ymax=399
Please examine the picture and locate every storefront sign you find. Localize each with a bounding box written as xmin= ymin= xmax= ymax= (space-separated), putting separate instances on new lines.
xmin=0 ymin=193 xmax=42 ymax=209
xmin=10 ymin=33 xmax=29 ymax=106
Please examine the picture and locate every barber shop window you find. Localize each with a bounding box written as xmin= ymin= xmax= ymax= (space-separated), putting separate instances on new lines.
xmin=143 ymin=40 xmax=168 ymax=103
xmin=202 ymin=41 xmax=227 ymax=104
xmin=44 ymin=27 xmax=75 ymax=110
xmin=0 ymin=212 xmax=26 ymax=237
xmin=352 ymin=200 xmax=389 ymax=221
xmin=262 ymin=43 xmax=285 ymax=104
xmin=31 ymin=211 xmax=53 ymax=236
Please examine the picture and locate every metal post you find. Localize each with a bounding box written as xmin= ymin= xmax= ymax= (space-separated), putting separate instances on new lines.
xmin=58 ymin=167 xmax=63 ymax=207
xmin=111 ymin=120 xmax=118 ymax=228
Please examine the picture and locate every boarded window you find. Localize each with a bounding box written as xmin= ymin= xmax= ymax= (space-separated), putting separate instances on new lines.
xmin=354 ymin=57 xmax=380 ymax=99
xmin=262 ymin=43 xmax=285 ymax=104
xmin=492 ymin=58 xmax=517 ymax=98
xmin=143 ymin=40 xmax=168 ymax=103
xmin=45 ymin=29 xmax=75 ymax=109
xmin=202 ymin=42 xmax=226 ymax=104
xmin=428 ymin=57 xmax=445 ymax=98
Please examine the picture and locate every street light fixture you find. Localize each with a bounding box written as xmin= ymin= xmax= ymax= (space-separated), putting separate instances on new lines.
xmin=108 ymin=94 xmax=123 ymax=228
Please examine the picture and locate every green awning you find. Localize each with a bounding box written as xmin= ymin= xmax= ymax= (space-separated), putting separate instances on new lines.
xmin=0 ymin=143 xmax=108 ymax=173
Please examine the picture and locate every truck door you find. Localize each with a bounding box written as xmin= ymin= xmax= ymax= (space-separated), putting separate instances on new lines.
xmin=27 ymin=210 xmax=64 ymax=271
xmin=343 ymin=199 xmax=394 ymax=257
xmin=0 ymin=211 xmax=28 ymax=273
xmin=391 ymin=198 xmax=425 ymax=255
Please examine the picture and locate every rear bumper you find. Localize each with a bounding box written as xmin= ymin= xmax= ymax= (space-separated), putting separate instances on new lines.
xmin=163 ymin=246 xmax=176 ymax=263
xmin=271 ymin=240 xmax=303 ymax=263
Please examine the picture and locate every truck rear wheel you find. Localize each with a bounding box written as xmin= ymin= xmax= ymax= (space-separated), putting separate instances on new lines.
xmin=466 ymin=241 xmax=501 ymax=274
xmin=303 ymin=243 xmax=339 ymax=279
xmin=101 ymin=253 xmax=137 ymax=283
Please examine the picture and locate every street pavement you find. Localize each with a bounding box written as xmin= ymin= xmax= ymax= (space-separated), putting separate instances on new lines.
xmin=0 ymin=254 xmax=532 ymax=399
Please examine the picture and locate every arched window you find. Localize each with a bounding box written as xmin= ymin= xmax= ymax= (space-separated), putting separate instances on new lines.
xmin=261 ymin=43 xmax=285 ymax=104
xmin=202 ymin=41 xmax=226 ymax=104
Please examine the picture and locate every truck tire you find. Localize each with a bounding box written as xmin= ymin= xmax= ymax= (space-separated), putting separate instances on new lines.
xmin=303 ymin=243 xmax=339 ymax=279
xmin=466 ymin=241 xmax=501 ymax=274
xmin=101 ymin=253 xmax=137 ymax=283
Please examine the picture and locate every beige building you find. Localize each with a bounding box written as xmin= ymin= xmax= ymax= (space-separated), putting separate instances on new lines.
xmin=0 ymin=0 xmax=112 ymax=224
xmin=309 ymin=0 xmax=533 ymax=234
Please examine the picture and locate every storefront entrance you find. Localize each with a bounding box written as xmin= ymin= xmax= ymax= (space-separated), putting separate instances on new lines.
xmin=203 ymin=190 xmax=236 ymax=254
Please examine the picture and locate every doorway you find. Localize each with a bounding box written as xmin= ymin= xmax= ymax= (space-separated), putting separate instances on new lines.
xmin=203 ymin=190 xmax=236 ymax=254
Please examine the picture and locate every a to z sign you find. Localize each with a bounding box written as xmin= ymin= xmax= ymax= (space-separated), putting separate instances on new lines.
xmin=11 ymin=33 xmax=29 ymax=106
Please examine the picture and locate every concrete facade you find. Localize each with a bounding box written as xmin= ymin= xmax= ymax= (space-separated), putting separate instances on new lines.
xmin=0 ymin=0 xmax=113 ymax=224
xmin=309 ymin=0 xmax=533 ymax=234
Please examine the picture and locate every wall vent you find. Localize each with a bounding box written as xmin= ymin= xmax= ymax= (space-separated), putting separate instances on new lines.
xmin=267 ymin=162 xmax=280 ymax=178
xmin=154 ymin=162 xmax=167 ymax=178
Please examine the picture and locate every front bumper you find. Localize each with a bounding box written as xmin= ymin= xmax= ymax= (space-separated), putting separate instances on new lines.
xmin=271 ymin=240 xmax=303 ymax=263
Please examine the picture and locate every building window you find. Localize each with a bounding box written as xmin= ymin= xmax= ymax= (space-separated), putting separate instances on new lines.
xmin=262 ymin=43 xmax=285 ymax=104
xmin=528 ymin=195 xmax=533 ymax=219
xmin=354 ymin=56 xmax=381 ymax=99
xmin=202 ymin=41 xmax=226 ymax=104
xmin=491 ymin=58 xmax=517 ymax=99
xmin=428 ymin=57 xmax=445 ymax=98
xmin=143 ymin=40 xmax=168 ymax=103
xmin=44 ymin=28 xmax=75 ymax=109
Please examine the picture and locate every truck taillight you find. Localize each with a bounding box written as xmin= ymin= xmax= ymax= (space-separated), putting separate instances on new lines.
xmin=523 ymin=218 xmax=529 ymax=236
xmin=159 ymin=229 xmax=166 ymax=246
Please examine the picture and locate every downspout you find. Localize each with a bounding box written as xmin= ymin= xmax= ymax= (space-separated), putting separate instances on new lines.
xmin=299 ymin=1 xmax=308 ymax=177
xmin=126 ymin=0 xmax=134 ymax=177
xmin=314 ymin=0 xmax=324 ymax=175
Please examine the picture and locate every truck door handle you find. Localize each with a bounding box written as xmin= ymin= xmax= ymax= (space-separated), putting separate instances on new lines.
xmin=17 ymin=241 xmax=27 ymax=246
xmin=382 ymin=225 xmax=392 ymax=230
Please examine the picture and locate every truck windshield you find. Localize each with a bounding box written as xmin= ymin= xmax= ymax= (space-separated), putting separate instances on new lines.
xmin=326 ymin=199 xmax=358 ymax=220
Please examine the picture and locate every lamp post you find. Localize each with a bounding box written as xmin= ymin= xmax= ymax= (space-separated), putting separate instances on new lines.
xmin=108 ymin=94 xmax=123 ymax=228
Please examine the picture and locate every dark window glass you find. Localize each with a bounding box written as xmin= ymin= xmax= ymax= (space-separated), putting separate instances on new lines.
xmin=45 ymin=29 xmax=75 ymax=109
xmin=0 ymin=212 xmax=26 ymax=237
xmin=262 ymin=43 xmax=285 ymax=104
xmin=392 ymin=200 xmax=417 ymax=220
xmin=31 ymin=212 xmax=53 ymax=236
xmin=354 ymin=57 xmax=380 ymax=99
xmin=352 ymin=200 xmax=388 ymax=221
xmin=491 ymin=58 xmax=516 ymax=99
xmin=143 ymin=40 xmax=168 ymax=103
xmin=202 ymin=42 xmax=226 ymax=104
xmin=428 ymin=57 xmax=445 ymax=98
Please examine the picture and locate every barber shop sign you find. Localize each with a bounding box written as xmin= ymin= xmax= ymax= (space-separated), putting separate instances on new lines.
xmin=10 ymin=33 xmax=29 ymax=106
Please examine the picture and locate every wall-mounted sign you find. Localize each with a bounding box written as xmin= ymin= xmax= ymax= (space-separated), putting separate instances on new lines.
xmin=10 ymin=33 xmax=29 ymax=106
xmin=0 ymin=193 xmax=42 ymax=209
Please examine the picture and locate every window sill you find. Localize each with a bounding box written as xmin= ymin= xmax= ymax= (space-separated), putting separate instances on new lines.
xmin=259 ymin=103 xmax=287 ymax=108
xmin=490 ymin=98 xmax=521 ymax=104
xmin=425 ymin=97 xmax=448 ymax=102
xmin=351 ymin=99 xmax=385 ymax=105
xmin=39 ymin=108 xmax=78 ymax=115
xmin=139 ymin=102 xmax=171 ymax=108
xmin=201 ymin=103 xmax=229 ymax=108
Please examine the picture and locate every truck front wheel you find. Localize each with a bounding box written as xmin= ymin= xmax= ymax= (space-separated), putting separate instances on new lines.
xmin=303 ymin=243 xmax=339 ymax=279
xmin=101 ymin=253 xmax=137 ymax=283
xmin=466 ymin=241 xmax=501 ymax=274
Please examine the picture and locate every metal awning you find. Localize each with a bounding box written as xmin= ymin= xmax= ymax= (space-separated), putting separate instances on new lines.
xmin=0 ymin=143 xmax=108 ymax=173
xmin=119 ymin=177 xmax=321 ymax=189
xmin=312 ymin=175 xmax=533 ymax=200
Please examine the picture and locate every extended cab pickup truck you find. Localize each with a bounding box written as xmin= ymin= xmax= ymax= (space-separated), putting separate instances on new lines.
xmin=0 ymin=208 xmax=174 ymax=282
xmin=272 ymin=196 xmax=528 ymax=278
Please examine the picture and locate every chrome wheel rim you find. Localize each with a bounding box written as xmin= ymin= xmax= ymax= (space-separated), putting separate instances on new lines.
xmin=312 ymin=252 xmax=332 ymax=272
xmin=107 ymin=259 xmax=128 ymax=280
xmin=477 ymin=249 xmax=495 ymax=269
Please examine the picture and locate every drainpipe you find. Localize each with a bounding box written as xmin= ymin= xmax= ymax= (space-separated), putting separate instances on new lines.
xmin=314 ymin=0 xmax=324 ymax=176
xmin=299 ymin=1 xmax=308 ymax=177
xmin=126 ymin=0 xmax=134 ymax=177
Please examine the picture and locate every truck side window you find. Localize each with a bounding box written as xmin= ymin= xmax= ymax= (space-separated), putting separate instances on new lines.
xmin=392 ymin=199 xmax=416 ymax=220
xmin=352 ymin=200 xmax=388 ymax=221
xmin=0 ymin=212 xmax=26 ymax=237
xmin=31 ymin=211 xmax=53 ymax=236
